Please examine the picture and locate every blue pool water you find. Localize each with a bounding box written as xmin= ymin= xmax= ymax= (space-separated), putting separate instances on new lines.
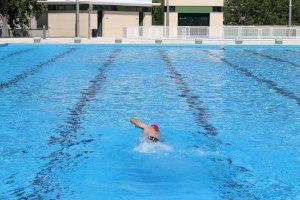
xmin=0 ymin=44 xmax=299 ymax=200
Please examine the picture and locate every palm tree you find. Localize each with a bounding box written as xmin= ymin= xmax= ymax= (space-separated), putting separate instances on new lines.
xmin=1 ymin=0 xmax=9 ymax=37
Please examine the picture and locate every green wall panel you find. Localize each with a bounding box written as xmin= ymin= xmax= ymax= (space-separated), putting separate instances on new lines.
xmin=175 ymin=6 xmax=213 ymax=13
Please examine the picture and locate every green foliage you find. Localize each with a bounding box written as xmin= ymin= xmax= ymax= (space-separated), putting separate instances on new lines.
xmin=224 ymin=0 xmax=300 ymax=25
xmin=294 ymin=0 xmax=300 ymax=25
xmin=152 ymin=0 xmax=164 ymax=25
xmin=4 ymin=0 xmax=46 ymax=29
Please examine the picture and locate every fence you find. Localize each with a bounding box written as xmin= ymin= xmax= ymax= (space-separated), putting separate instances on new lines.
xmin=0 ymin=28 xmax=48 ymax=38
xmin=124 ymin=26 xmax=300 ymax=40
xmin=1 ymin=26 xmax=299 ymax=40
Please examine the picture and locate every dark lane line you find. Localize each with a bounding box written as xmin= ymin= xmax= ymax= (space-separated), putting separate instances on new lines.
xmin=0 ymin=48 xmax=76 ymax=90
xmin=159 ymin=50 xmax=217 ymax=136
xmin=0 ymin=47 xmax=35 ymax=61
xmin=14 ymin=49 xmax=121 ymax=199
xmin=205 ymin=50 xmax=300 ymax=106
xmin=159 ymin=50 xmax=258 ymax=199
xmin=0 ymin=43 xmax=9 ymax=48
xmin=53 ymin=49 xmax=120 ymax=143
xmin=245 ymin=49 xmax=300 ymax=68
xmin=286 ymin=49 xmax=300 ymax=54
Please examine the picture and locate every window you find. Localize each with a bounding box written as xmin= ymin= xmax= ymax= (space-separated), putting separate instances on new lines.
xmin=164 ymin=6 xmax=175 ymax=12
xmin=213 ymin=7 xmax=222 ymax=12
xmin=65 ymin=5 xmax=75 ymax=10
xmin=48 ymin=5 xmax=150 ymax=12
xmin=57 ymin=5 xmax=65 ymax=10
xmin=47 ymin=5 xmax=85 ymax=11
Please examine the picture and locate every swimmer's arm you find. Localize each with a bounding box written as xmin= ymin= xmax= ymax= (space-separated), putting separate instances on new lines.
xmin=130 ymin=118 xmax=148 ymax=130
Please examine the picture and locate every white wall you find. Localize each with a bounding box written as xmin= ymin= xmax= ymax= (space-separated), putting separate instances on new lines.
xmin=48 ymin=11 xmax=97 ymax=38
xmin=102 ymin=11 xmax=139 ymax=37
xmin=143 ymin=12 xmax=152 ymax=27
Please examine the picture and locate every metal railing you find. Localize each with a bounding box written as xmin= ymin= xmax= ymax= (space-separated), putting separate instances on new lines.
xmin=1 ymin=26 xmax=299 ymax=40
xmin=224 ymin=26 xmax=299 ymax=39
xmin=124 ymin=26 xmax=210 ymax=39
xmin=124 ymin=26 xmax=300 ymax=40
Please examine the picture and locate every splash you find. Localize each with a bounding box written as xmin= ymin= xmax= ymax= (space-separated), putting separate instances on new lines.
xmin=134 ymin=137 xmax=173 ymax=154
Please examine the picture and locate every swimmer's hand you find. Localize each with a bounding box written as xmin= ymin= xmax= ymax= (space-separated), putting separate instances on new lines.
xmin=130 ymin=118 xmax=148 ymax=130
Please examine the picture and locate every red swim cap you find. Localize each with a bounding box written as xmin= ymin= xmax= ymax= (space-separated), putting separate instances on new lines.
xmin=151 ymin=124 xmax=160 ymax=132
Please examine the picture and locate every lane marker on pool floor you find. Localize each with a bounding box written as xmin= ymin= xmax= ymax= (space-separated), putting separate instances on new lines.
xmin=159 ymin=50 xmax=218 ymax=136
xmin=0 ymin=47 xmax=76 ymax=90
xmin=0 ymin=47 xmax=36 ymax=61
xmin=245 ymin=49 xmax=300 ymax=68
xmin=26 ymin=49 xmax=121 ymax=198
xmin=57 ymin=49 xmax=121 ymax=141
xmin=286 ymin=49 xmax=300 ymax=54
xmin=205 ymin=50 xmax=300 ymax=106
xmin=159 ymin=50 xmax=259 ymax=199
xmin=0 ymin=43 xmax=9 ymax=48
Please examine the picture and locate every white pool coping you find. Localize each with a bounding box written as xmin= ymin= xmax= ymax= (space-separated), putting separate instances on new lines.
xmin=1 ymin=37 xmax=300 ymax=45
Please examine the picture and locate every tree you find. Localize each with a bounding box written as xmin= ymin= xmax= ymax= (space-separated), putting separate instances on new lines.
xmin=1 ymin=0 xmax=46 ymax=37
xmin=152 ymin=0 xmax=164 ymax=25
xmin=224 ymin=0 xmax=300 ymax=25
xmin=1 ymin=0 xmax=9 ymax=37
xmin=294 ymin=0 xmax=300 ymax=25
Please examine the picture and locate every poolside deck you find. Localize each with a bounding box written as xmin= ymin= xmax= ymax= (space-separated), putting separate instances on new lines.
xmin=1 ymin=37 xmax=300 ymax=45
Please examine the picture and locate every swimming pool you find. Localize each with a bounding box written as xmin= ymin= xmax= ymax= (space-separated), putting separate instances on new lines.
xmin=0 ymin=44 xmax=299 ymax=200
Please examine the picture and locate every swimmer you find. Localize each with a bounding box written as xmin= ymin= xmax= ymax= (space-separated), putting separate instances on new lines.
xmin=130 ymin=118 xmax=160 ymax=142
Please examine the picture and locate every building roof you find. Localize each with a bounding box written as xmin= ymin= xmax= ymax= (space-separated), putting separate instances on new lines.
xmin=38 ymin=0 xmax=159 ymax=7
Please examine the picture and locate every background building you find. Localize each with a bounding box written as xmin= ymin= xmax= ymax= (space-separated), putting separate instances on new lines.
xmin=40 ymin=0 xmax=224 ymax=38
xmin=164 ymin=0 xmax=223 ymax=27
xmin=164 ymin=0 xmax=224 ymax=37
xmin=41 ymin=0 xmax=154 ymax=38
